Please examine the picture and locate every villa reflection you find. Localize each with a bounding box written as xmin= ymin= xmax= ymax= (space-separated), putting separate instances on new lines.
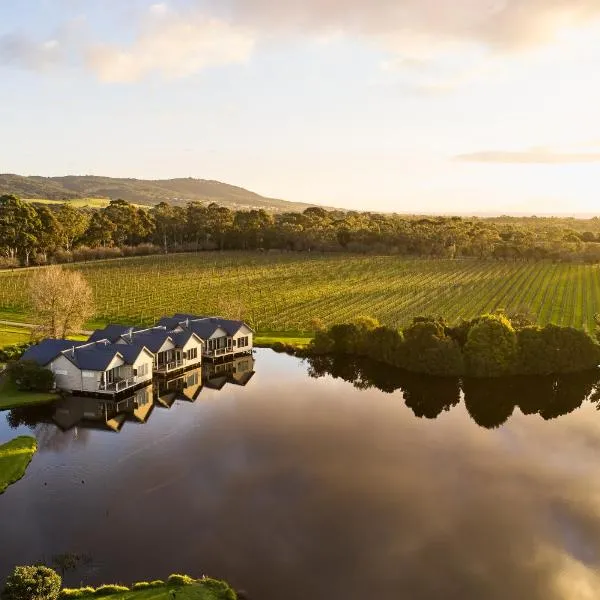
xmin=305 ymin=355 xmax=600 ymax=428
xmin=6 ymin=356 xmax=257 ymax=435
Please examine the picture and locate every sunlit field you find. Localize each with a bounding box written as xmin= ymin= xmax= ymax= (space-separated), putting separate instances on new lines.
xmin=0 ymin=253 xmax=599 ymax=333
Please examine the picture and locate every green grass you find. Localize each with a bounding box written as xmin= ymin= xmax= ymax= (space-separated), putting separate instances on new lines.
xmin=0 ymin=376 xmax=57 ymax=411
xmin=23 ymin=198 xmax=147 ymax=209
xmin=61 ymin=579 xmax=236 ymax=599
xmin=0 ymin=253 xmax=599 ymax=333
xmin=0 ymin=325 xmax=32 ymax=346
xmin=0 ymin=435 xmax=37 ymax=494
xmin=255 ymin=333 xmax=311 ymax=347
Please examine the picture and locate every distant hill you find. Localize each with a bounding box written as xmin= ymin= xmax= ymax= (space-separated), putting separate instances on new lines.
xmin=0 ymin=174 xmax=322 ymax=213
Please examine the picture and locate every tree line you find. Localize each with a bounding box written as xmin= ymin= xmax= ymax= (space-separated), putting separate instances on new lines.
xmin=2 ymin=194 xmax=600 ymax=267
xmin=308 ymin=312 xmax=600 ymax=377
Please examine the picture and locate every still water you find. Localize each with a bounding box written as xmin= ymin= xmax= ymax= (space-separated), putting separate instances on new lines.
xmin=2 ymin=349 xmax=600 ymax=600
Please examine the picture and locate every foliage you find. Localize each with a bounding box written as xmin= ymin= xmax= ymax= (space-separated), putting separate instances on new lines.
xmin=0 ymin=343 xmax=32 ymax=362
xmin=1 ymin=565 xmax=61 ymax=600
xmin=167 ymin=574 xmax=195 ymax=586
xmin=401 ymin=320 xmax=464 ymax=376
xmin=7 ymin=360 xmax=54 ymax=392
xmin=58 ymin=589 xmax=95 ymax=598
xmin=28 ymin=265 xmax=94 ymax=339
xmin=92 ymin=585 xmax=129 ymax=596
xmin=464 ymin=314 xmax=518 ymax=377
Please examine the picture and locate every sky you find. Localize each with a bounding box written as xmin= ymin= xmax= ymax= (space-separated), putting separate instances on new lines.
xmin=1 ymin=0 xmax=600 ymax=214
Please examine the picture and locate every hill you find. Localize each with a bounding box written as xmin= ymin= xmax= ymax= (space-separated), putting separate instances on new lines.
xmin=0 ymin=174 xmax=321 ymax=213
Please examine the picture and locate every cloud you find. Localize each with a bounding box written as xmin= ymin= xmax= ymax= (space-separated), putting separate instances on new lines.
xmin=455 ymin=148 xmax=600 ymax=164
xmin=86 ymin=5 xmax=255 ymax=82
xmin=0 ymin=31 xmax=73 ymax=72
xmin=222 ymin=0 xmax=600 ymax=51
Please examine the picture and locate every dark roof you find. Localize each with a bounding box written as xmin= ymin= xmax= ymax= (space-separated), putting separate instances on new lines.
xmin=156 ymin=316 xmax=181 ymax=330
xmin=88 ymin=325 xmax=133 ymax=343
xmin=21 ymin=339 xmax=85 ymax=366
xmin=64 ymin=342 xmax=122 ymax=371
xmin=121 ymin=328 xmax=172 ymax=353
xmin=157 ymin=314 xmax=252 ymax=339
xmin=117 ymin=344 xmax=149 ymax=364
xmin=171 ymin=330 xmax=203 ymax=348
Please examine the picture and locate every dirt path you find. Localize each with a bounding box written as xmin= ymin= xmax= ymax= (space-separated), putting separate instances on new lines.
xmin=0 ymin=320 xmax=93 ymax=336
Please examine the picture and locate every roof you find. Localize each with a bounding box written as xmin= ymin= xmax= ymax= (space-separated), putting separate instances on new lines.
xmin=117 ymin=344 xmax=150 ymax=364
xmin=21 ymin=339 xmax=85 ymax=366
xmin=120 ymin=328 xmax=173 ymax=353
xmin=88 ymin=325 xmax=133 ymax=343
xmin=171 ymin=330 xmax=203 ymax=348
xmin=156 ymin=314 xmax=253 ymax=340
xmin=63 ymin=341 xmax=122 ymax=371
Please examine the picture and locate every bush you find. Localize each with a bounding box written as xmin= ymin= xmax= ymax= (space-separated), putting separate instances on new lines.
xmin=1 ymin=565 xmax=61 ymax=600
xmin=93 ymin=585 xmax=129 ymax=596
xmin=464 ymin=314 xmax=517 ymax=377
xmin=0 ymin=343 xmax=32 ymax=362
xmin=58 ymin=588 xmax=95 ymax=598
xmin=7 ymin=360 xmax=55 ymax=392
xmin=199 ymin=577 xmax=238 ymax=600
xmin=167 ymin=574 xmax=195 ymax=586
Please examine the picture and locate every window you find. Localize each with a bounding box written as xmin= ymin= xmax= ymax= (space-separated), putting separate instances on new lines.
xmin=137 ymin=363 xmax=148 ymax=378
xmin=237 ymin=336 xmax=249 ymax=348
xmin=187 ymin=348 xmax=198 ymax=360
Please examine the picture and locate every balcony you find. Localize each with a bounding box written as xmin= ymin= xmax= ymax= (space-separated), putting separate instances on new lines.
xmin=155 ymin=359 xmax=185 ymax=373
xmin=99 ymin=376 xmax=139 ymax=393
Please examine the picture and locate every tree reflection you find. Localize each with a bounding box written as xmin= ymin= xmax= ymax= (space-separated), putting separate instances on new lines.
xmin=305 ymin=356 xmax=600 ymax=428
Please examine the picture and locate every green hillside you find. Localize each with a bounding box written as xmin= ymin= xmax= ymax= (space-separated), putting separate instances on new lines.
xmin=0 ymin=174 xmax=321 ymax=212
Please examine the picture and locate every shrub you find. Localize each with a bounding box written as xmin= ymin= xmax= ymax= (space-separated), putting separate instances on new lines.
xmin=464 ymin=314 xmax=517 ymax=377
xmin=92 ymin=585 xmax=129 ymax=596
xmin=167 ymin=574 xmax=194 ymax=586
xmin=1 ymin=565 xmax=61 ymax=600
xmin=199 ymin=577 xmax=238 ymax=600
xmin=58 ymin=588 xmax=95 ymax=598
xmin=7 ymin=360 xmax=55 ymax=392
xmin=0 ymin=343 xmax=32 ymax=362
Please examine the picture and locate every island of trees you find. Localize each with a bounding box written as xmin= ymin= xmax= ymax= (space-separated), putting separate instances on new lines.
xmin=2 ymin=194 xmax=600 ymax=267
xmin=308 ymin=312 xmax=600 ymax=377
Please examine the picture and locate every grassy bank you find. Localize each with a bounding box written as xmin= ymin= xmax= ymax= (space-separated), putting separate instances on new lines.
xmin=59 ymin=575 xmax=237 ymax=599
xmin=0 ymin=436 xmax=37 ymax=494
xmin=1 ymin=253 xmax=598 ymax=333
xmin=0 ymin=376 xmax=57 ymax=411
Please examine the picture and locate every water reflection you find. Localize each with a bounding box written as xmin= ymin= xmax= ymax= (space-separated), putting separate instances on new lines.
xmin=6 ymin=356 xmax=255 ymax=435
xmin=306 ymin=355 xmax=600 ymax=428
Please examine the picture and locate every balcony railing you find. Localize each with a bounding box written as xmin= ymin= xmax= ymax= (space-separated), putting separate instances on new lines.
xmin=155 ymin=359 xmax=185 ymax=372
xmin=100 ymin=376 xmax=138 ymax=393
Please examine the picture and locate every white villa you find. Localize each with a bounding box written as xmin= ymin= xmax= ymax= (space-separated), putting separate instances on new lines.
xmin=20 ymin=314 xmax=253 ymax=396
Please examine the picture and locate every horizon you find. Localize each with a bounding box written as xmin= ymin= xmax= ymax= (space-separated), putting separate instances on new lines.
xmin=2 ymin=2 xmax=600 ymax=215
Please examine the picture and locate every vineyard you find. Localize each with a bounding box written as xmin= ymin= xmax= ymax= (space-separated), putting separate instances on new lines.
xmin=0 ymin=253 xmax=599 ymax=334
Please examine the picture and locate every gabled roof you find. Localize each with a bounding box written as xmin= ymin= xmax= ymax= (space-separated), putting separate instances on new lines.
xmin=171 ymin=330 xmax=204 ymax=348
xmin=63 ymin=341 xmax=122 ymax=371
xmin=21 ymin=339 xmax=86 ymax=366
xmin=157 ymin=314 xmax=253 ymax=339
xmin=117 ymin=344 xmax=152 ymax=364
xmin=88 ymin=325 xmax=134 ymax=343
xmin=120 ymin=328 xmax=173 ymax=353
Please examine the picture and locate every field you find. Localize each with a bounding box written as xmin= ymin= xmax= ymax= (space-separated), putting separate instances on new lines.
xmin=23 ymin=198 xmax=146 ymax=209
xmin=0 ymin=436 xmax=37 ymax=494
xmin=0 ymin=253 xmax=599 ymax=334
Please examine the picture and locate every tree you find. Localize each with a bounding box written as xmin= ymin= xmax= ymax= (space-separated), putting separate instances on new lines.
xmin=34 ymin=206 xmax=62 ymax=261
xmin=400 ymin=320 xmax=464 ymax=376
xmin=82 ymin=211 xmax=116 ymax=247
xmin=0 ymin=195 xmax=41 ymax=265
xmin=28 ymin=266 xmax=94 ymax=339
xmin=56 ymin=204 xmax=89 ymax=251
xmin=464 ymin=314 xmax=517 ymax=377
xmin=1 ymin=565 xmax=61 ymax=600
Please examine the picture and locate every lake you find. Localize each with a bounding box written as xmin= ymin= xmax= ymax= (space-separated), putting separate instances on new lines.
xmin=2 ymin=349 xmax=600 ymax=600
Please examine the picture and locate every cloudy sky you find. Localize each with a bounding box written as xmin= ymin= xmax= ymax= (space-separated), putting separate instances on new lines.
xmin=2 ymin=0 xmax=600 ymax=214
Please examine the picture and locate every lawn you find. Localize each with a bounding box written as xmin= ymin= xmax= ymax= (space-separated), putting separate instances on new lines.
xmin=0 ymin=325 xmax=31 ymax=346
xmin=255 ymin=333 xmax=311 ymax=347
xmin=0 ymin=376 xmax=57 ymax=411
xmin=0 ymin=436 xmax=37 ymax=494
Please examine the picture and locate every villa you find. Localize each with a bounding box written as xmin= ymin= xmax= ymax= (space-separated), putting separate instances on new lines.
xmin=20 ymin=314 xmax=253 ymax=397
xmin=22 ymin=339 xmax=154 ymax=395
xmin=156 ymin=314 xmax=254 ymax=361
